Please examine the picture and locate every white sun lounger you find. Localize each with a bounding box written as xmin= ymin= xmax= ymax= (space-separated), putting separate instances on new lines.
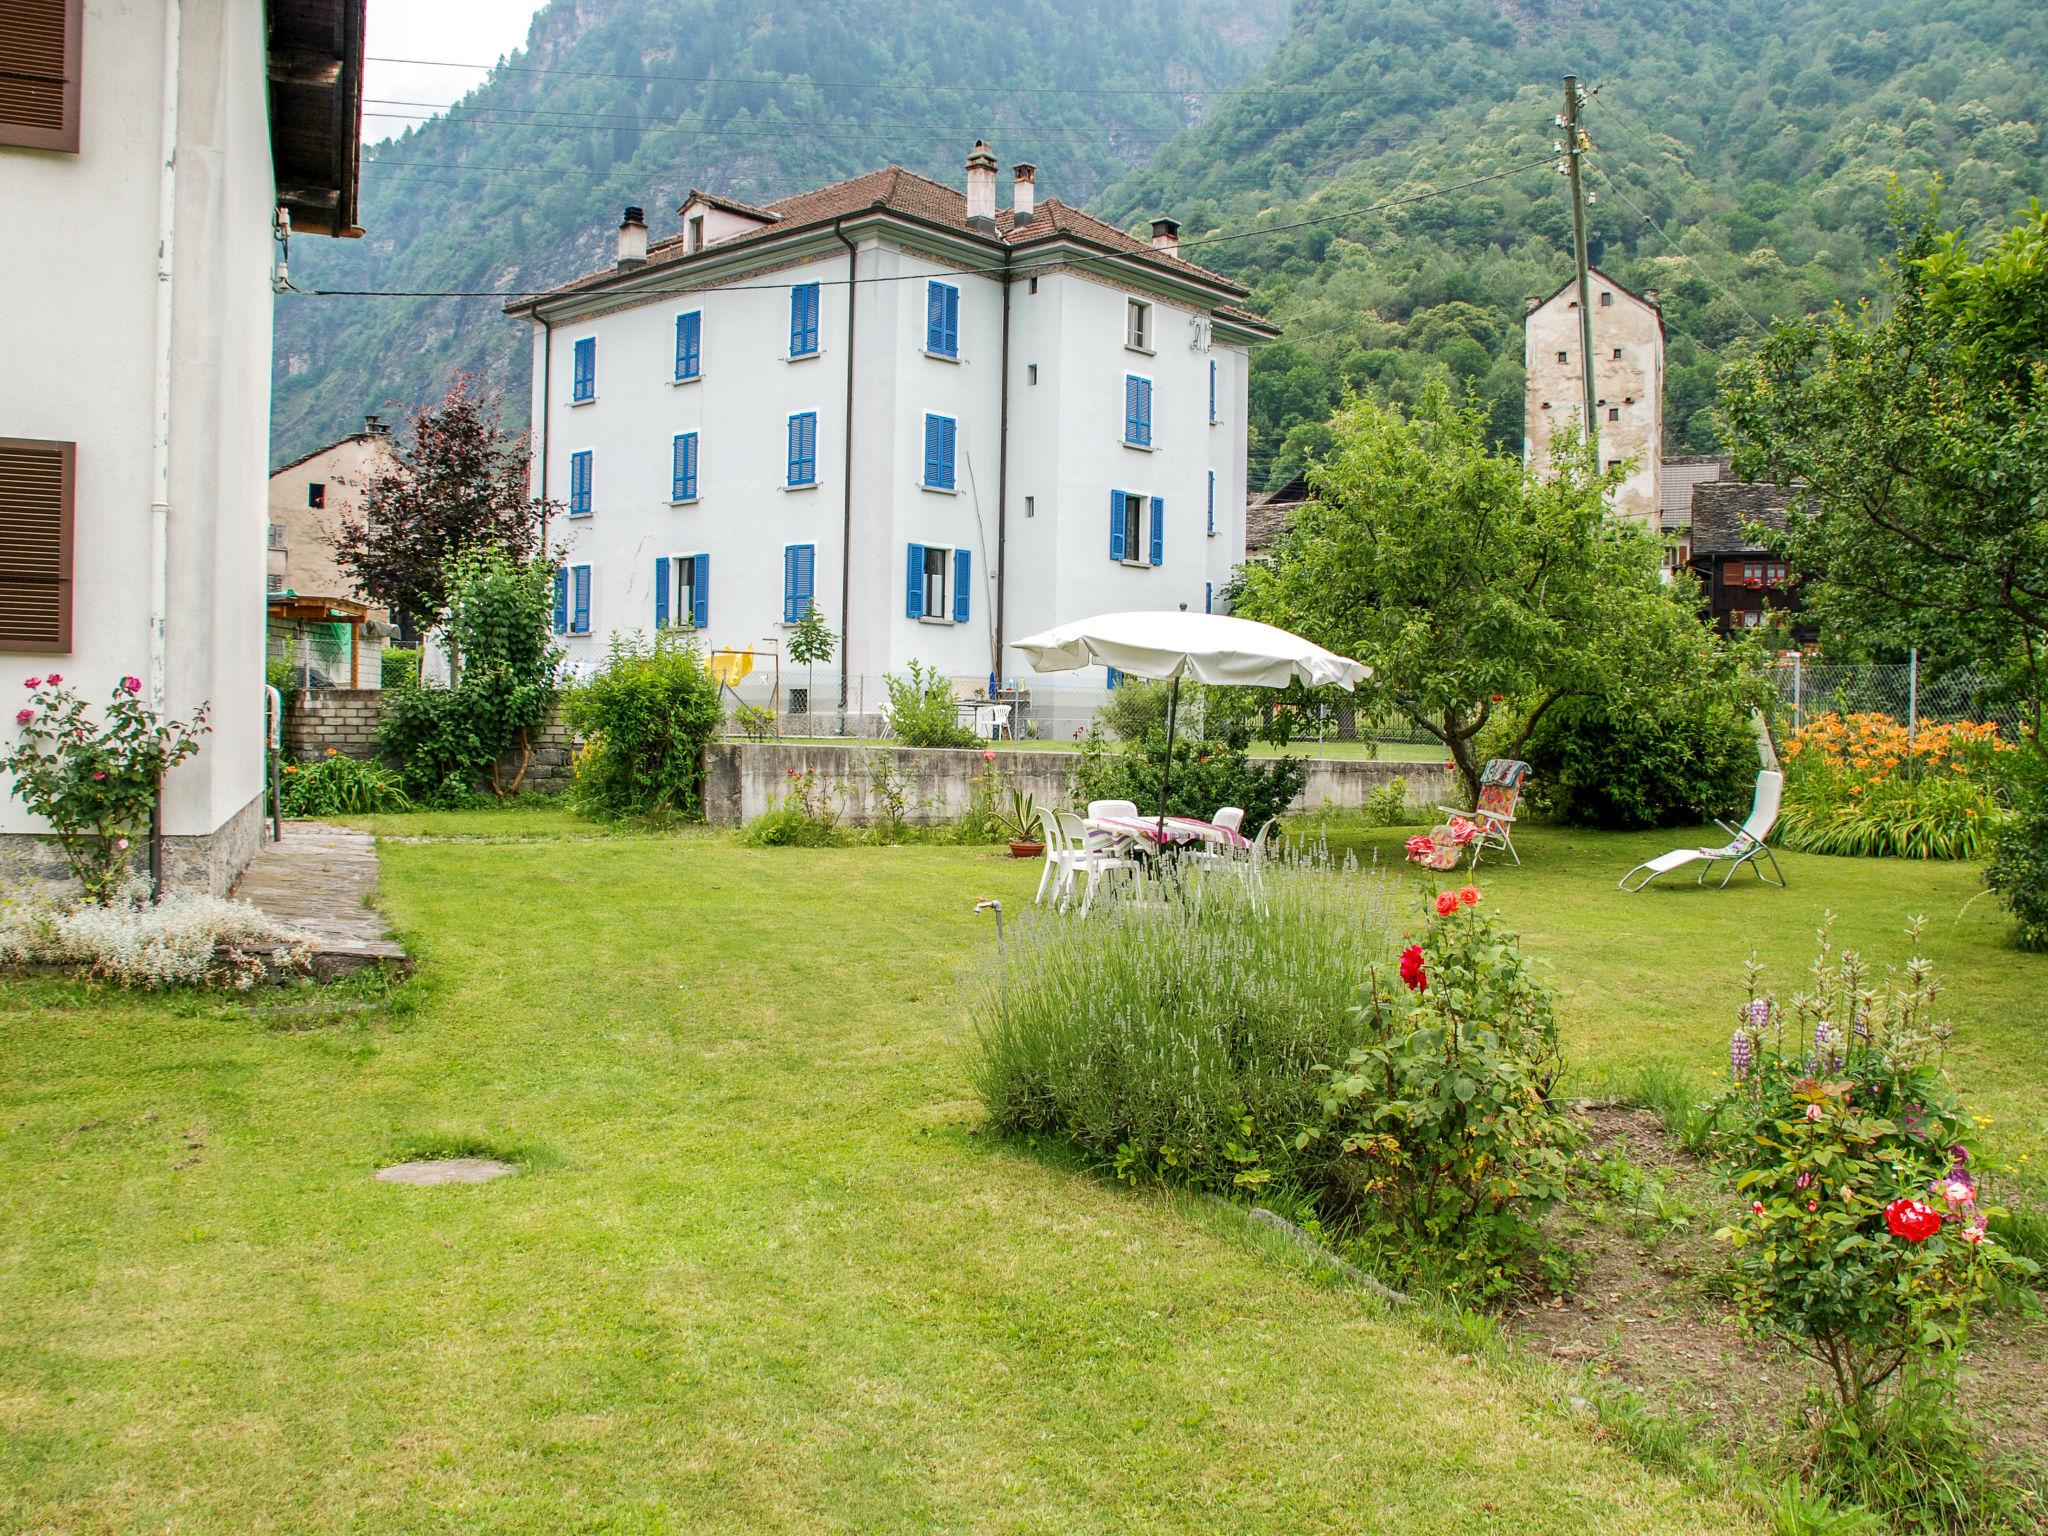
xmin=1619 ymin=770 xmax=1786 ymax=892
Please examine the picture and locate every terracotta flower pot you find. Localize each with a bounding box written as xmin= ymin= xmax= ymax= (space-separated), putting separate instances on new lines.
xmin=1008 ymin=840 xmax=1044 ymax=859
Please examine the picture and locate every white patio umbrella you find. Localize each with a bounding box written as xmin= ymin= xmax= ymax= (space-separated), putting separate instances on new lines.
xmin=1012 ymin=611 xmax=1368 ymax=838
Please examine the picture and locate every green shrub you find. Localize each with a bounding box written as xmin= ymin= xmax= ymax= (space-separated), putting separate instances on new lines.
xmin=1071 ymin=731 xmax=1307 ymax=833
xmin=1713 ymin=922 xmax=2034 ymax=1427
xmin=731 ymin=702 xmax=777 ymax=740
xmin=1093 ymin=678 xmax=1172 ymax=741
xmin=1523 ymin=691 xmax=1758 ymax=830
xmin=279 ymin=751 xmax=412 ymax=816
xmin=972 ymin=859 xmax=1392 ymax=1194
xmin=1305 ymin=888 xmax=1578 ymax=1300
xmin=1984 ymin=764 xmax=2048 ymax=950
xmin=562 ymin=627 xmax=722 ymax=820
xmin=739 ymin=766 xmax=846 ymax=846
xmin=381 ymin=550 xmax=558 ymax=806
xmin=884 ymin=661 xmax=978 ymax=748
xmin=380 ymin=646 xmax=421 ymax=690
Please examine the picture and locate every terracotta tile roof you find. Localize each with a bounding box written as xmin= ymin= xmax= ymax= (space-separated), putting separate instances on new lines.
xmin=514 ymin=164 xmax=1259 ymax=312
xmin=679 ymin=189 xmax=778 ymax=221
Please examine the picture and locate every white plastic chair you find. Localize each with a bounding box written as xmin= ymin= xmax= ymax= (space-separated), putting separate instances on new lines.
xmin=1238 ymin=818 xmax=1277 ymax=907
xmin=1033 ymin=806 xmax=1080 ymax=906
xmin=1086 ymin=799 xmax=1139 ymax=821
xmin=1057 ymin=809 xmax=1139 ymax=914
xmin=1619 ymin=771 xmax=1787 ymax=892
xmin=1191 ymin=806 xmax=1247 ymax=873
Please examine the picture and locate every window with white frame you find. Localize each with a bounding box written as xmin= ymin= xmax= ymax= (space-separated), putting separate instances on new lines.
xmin=554 ymin=563 xmax=592 ymax=635
xmin=787 ymin=412 xmax=817 ymax=486
xmin=571 ymin=336 xmax=596 ymax=402
xmin=904 ymin=542 xmax=970 ymax=622
xmin=925 ymin=280 xmax=959 ymax=358
xmin=922 ymin=413 xmax=956 ymax=490
xmin=783 ymin=543 xmax=816 ymax=623
xmin=789 ymin=283 xmax=820 ymax=357
xmin=671 ymin=432 xmax=699 ymax=501
xmin=568 ymin=449 xmax=593 ymax=516
xmin=1125 ymin=298 xmax=1151 ymax=351
xmin=655 ymin=552 xmax=708 ymax=630
xmin=1108 ymin=489 xmax=1161 ymax=565
xmin=674 ymin=311 xmax=702 ymax=381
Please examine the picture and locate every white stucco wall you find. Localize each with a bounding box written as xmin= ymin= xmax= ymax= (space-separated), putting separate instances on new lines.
xmin=527 ymin=228 xmax=1256 ymax=702
xmin=0 ymin=0 xmax=273 ymax=849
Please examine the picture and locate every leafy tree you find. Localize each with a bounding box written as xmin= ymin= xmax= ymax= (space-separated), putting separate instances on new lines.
xmin=332 ymin=378 xmax=546 ymax=634
xmin=1719 ymin=197 xmax=2048 ymax=762
xmin=380 ymin=548 xmax=560 ymax=803
xmin=785 ymin=602 xmax=836 ymax=716
xmin=1235 ymin=380 xmax=1711 ymax=801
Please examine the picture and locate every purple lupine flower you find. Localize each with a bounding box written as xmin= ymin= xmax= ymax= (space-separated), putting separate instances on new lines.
xmin=1730 ymin=1028 xmax=1753 ymax=1083
xmin=1812 ymin=1021 xmax=1841 ymax=1070
xmin=1747 ymin=998 xmax=1770 ymax=1031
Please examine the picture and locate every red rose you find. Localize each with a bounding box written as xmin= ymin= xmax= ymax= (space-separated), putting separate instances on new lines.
xmin=1751 ymin=1201 xmax=1765 ymax=1215
xmin=1458 ymin=885 xmax=1480 ymax=907
xmin=1434 ymin=891 xmax=1459 ymax=917
xmin=1398 ymin=944 xmax=1427 ymax=992
xmin=1884 ymin=1198 xmax=1941 ymax=1243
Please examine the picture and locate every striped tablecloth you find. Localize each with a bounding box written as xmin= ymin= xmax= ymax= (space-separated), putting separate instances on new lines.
xmin=1088 ymin=815 xmax=1251 ymax=851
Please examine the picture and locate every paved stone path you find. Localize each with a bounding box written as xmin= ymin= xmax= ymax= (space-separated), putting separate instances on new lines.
xmin=374 ymin=1158 xmax=515 ymax=1186
xmin=234 ymin=821 xmax=411 ymax=981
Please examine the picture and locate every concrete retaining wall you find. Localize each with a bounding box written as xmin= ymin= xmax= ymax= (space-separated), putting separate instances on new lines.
xmin=702 ymin=742 xmax=1452 ymax=826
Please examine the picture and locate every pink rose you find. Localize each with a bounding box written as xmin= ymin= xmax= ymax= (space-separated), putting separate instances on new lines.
xmin=115 ymin=837 xmax=130 ymax=851
xmin=981 ymin=749 xmax=997 ymax=762
xmin=121 ymin=676 xmax=141 ymax=694
xmin=44 ymin=673 xmax=60 ymax=685
xmin=23 ymin=677 xmax=41 ymax=689
xmin=1805 ymin=1104 xmax=1823 ymax=1121
xmin=92 ymin=771 xmax=104 ymax=780
xmin=14 ymin=708 xmax=32 ymax=724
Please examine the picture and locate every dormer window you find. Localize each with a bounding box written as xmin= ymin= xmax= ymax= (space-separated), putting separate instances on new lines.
xmin=687 ymin=214 xmax=704 ymax=253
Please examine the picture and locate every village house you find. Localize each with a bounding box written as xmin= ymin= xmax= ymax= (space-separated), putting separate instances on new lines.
xmin=267 ymin=415 xmax=397 ymax=689
xmin=1523 ymin=271 xmax=1665 ymax=529
xmin=508 ymin=143 xmax=1276 ymax=705
xmin=0 ymin=0 xmax=364 ymax=890
xmin=1686 ymin=480 xmax=1814 ymax=641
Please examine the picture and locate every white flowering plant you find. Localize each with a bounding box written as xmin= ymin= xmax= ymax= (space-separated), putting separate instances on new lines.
xmin=2 ymin=674 xmax=208 ymax=903
xmin=0 ymin=890 xmax=309 ymax=989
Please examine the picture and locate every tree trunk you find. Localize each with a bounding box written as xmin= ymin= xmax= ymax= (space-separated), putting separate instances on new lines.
xmin=1443 ymin=715 xmax=1484 ymax=805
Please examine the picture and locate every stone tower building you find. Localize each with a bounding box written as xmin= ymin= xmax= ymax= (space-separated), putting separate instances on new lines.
xmin=1523 ymin=271 xmax=1664 ymax=529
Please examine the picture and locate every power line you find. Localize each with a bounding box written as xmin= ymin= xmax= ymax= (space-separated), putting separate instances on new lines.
xmin=364 ymin=52 xmax=1308 ymax=98
xmin=288 ymin=157 xmax=1554 ymax=302
xmin=1587 ymin=156 xmax=1771 ymax=336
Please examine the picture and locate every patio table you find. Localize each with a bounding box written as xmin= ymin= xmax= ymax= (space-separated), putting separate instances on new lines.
xmin=1087 ymin=815 xmax=1250 ymax=852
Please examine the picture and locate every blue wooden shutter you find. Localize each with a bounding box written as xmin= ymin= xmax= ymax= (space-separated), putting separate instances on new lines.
xmin=1209 ymin=358 xmax=1217 ymax=422
xmin=783 ymin=546 xmax=798 ymax=624
xmin=1107 ymin=666 xmax=1123 ymax=689
xmin=552 ymin=567 xmax=568 ymax=633
xmin=927 ymin=281 xmax=960 ymax=356
xmin=1207 ymin=469 xmax=1215 ymax=535
xmin=924 ymin=415 xmax=955 ymax=489
xmin=572 ymin=565 xmax=591 ymax=633
xmin=675 ymin=311 xmax=701 ymax=379
xmin=1136 ymin=377 xmax=1152 ymax=445
xmin=654 ymin=556 xmax=670 ymax=628
xmin=569 ymin=450 xmax=592 ymax=516
xmin=1149 ymin=495 xmax=1164 ymax=566
xmin=1205 ymin=580 xmax=1213 ymax=614
xmin=788 ymin=414 xmax=816 ymax=485
xmin=1124 ymin=375 xmax=1141 ymax=444
xmin=953 ymin=548 xmax=970 ymax=623
xmin=923 ymin=415 xmax=941 ymax=486
xmin=905 ymin=543 xmax=925 ymax=618
xmin=790 ymin=284 xmax=818 ymax=355
xmin=572 ymin=337 xmax=595 ymax=400
xmin=691 ymin=554 xmax=709 ymax=630
xmin=796 ymin=544 xmax=815 ymax=612
xmin=1109 ymin=488 xmax=1125 ymax=560
xmin=672 ymin=433 xmax=698 ymax=500
xmin=943 ymin=284 xmax=959 ymax=355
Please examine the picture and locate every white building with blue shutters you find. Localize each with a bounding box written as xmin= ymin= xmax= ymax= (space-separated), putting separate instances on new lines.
xmin=508 ymin=143 xmax=1275 ymax=701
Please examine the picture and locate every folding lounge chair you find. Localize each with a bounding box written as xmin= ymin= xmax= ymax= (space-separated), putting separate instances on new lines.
xmin=1438 ymin=759 xmax=1530 ymax=868
xmin=1619 ymin=771 xmax=1786 ymax=892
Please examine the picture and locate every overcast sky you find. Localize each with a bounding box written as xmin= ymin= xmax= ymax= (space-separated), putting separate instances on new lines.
xmin=361 ymin=0 xmax=549 ymax=143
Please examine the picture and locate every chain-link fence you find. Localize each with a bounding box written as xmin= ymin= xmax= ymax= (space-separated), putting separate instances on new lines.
xmin=702 ymin=667 xmax=1445 ymax=753
xmin=1773 ymin=657 xmax=2030 ymax=740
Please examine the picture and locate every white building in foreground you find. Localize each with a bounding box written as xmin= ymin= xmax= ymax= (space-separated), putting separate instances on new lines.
xmin=509 ymin=143 xmax=1276 ymax=704
xmin=0 ymin=0 xmax=364 ymax=891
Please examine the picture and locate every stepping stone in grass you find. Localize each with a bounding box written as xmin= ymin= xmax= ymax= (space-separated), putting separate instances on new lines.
xmin=375 ymin=1158 xmax=515 ymax=1186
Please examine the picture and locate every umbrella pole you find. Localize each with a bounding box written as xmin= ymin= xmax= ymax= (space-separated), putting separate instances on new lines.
xmin=1156 ymin=674 xmax=1181 ymax=845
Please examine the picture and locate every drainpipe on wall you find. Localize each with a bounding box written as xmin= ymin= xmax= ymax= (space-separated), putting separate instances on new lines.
xmin=992 ymin=243 xmax=1012 ymax=685
xmin=147 ymin=0 xmax=183 ymax=897
xmin=537 ymin=314 xmax=554 ymax=552
xmin=833 ymin=218 xmax=858 ymax=714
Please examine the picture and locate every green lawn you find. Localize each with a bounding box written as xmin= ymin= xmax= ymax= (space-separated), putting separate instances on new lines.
xmin=3 ymin=814 xmax=2040 ymax=1533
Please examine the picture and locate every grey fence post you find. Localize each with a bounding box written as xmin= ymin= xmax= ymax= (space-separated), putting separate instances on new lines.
xmin=1908 ymin=647 xmax=1919 ymax=747
xmin=1792 ymin=651 xmax=1803 ymax=732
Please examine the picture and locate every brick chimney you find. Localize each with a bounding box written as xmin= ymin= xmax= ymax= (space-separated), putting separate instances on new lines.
xmin=965 ymin=141 xmax=998 ymax=232
xmin=616 ymin=205 xmax=648 ymax=268
xmin=1150 ymin=217 xmax=1180 ymax=260
xmin=1011 ymin=163 xmax=1037 ymax=225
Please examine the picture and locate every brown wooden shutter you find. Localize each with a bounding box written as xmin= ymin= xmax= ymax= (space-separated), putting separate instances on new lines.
xmin=0 ymin=0 xmax=81 ymax=153
xmin=0 ymin=439 xmax=74 ymax=653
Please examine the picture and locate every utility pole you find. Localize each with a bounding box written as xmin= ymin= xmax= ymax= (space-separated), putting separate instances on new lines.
xmin=1561 ymin=75 xmax=1599 ymax=457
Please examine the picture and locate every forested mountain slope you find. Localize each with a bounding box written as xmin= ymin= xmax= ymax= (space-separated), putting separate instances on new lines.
xmin=1093 ymin=0 xmax=2048 ymax=485
xmin=271 ymin=0 xmax=1287 ymax=464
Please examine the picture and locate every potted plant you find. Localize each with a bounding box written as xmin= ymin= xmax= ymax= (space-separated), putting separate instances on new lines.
xmin=993 ymin=788 xmax=1043 ymax=858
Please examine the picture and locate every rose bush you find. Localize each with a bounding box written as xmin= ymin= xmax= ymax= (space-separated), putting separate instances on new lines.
xmin=2 ymin=675 xmax=209 ymax=903
xmin=1304 ymin=885 xmax=1579 ymax=1300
